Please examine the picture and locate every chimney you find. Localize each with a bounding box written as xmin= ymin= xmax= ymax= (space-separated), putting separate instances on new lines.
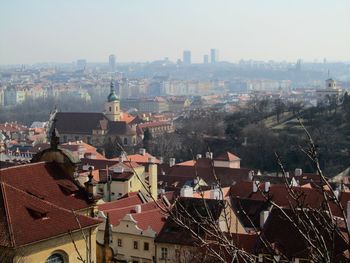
xmin=159 ymin=157 xmax=164 ymax=164
xmin=148 ymin=159 xmax=158 ymax=200
xmin=210 ymin=187 xmax=223 ymax=200
xmin=139 ymin=148 xmax=146 ymax=156
xmin=135 ymin=204 xmax=141 ymax=213
xmin=295 ymin=168 xmax=303 ymax=177
xmin=196 ymin=154 xmax=202 ymax=160
xmin=180 ymin=185 xmax=193 ymax=197
xmin=253 ymin=181 xmax=259 ymax=193
xmin=260 ymin=210 xmax=270 ymax=228
xmin=119 ymin=151 xmax=126 ymax=162
xmin=264 ymin=182 xmax=270 ymax=192
xmin=169 ymin=158 xmax=175 ymax=167
xmin=205 ymin=152 xmax=213 ymax=159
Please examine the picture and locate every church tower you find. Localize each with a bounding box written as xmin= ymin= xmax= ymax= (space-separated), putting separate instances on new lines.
xmin=105 ymin=81 xmax=121 ymax=122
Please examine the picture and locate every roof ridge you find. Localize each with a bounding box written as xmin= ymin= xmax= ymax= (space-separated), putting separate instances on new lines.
xmin=0 ymin=161 xmax=46 ymax=172
xmin=1 ymin=181 xmax=92 ymax=217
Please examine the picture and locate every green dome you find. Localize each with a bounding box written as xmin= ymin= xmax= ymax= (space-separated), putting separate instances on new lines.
xmin=108 ymin=92 xmax=119 ymax=102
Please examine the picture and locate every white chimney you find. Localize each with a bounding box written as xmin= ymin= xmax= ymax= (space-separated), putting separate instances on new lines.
xmin=205 ymin=152 xmax=213 ymax=159
xmin=169 ymin=158 xmax=175 ymax=167
xmin=210 ymin=188 xmax=223 ymax=200
xmin=260 ymin=210 xmax=269 ymax=228
xmin=295 ymin=168 xmax=303 ymax=177
xmin=264 ymin=182 xmax=270 ymax=192
xmin=248 ymin=170 xmax=254 ymax=181
xmin=196 ymin=154 xmax=202 ymax=160
xmin=139 ymin=148 xmax=146 ymax=156
xmin=253 ymin=181 xmax=259 ymax=193
xmin=180 ymin=185 xmax=193 ymax=197
xmin=159 ymin=157 xmax=164 ymax=164
xmin=347 ymin=201 xmax=350 ymax=230
xmin=113 ymin=167 xmax=124 ymax=173
xmin=135 ymin=204 xmax=141 ymax=213
xmin=120 ymin=152 xmax=126 ymax=162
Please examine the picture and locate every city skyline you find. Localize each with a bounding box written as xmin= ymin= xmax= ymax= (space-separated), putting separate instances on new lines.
xmin=1 ymin=0 xmax=350 ymax=65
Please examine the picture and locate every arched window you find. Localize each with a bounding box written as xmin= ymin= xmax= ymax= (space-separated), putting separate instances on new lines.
xmin=45 ymin=252 xmax=66 ymax=263
xmin=109 ymin=106 xmax=112 ymax=112
xmin=123 ymin=137 xmax=128 ymax=145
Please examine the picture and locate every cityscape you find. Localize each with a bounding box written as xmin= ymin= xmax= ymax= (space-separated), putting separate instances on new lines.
xmin=1 ymin=1 xmax=350 ymax=263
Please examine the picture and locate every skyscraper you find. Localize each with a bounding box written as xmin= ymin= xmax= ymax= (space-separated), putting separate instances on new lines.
xmin=109 ymin=54 xmax=116 ymax=72
xmin=183 ymin=50 xmax=191 ymax=65
xmin=203 ymin=54 xmax=209 ymax=64
xmin=210 ymin=49 xmax=219 ymax=64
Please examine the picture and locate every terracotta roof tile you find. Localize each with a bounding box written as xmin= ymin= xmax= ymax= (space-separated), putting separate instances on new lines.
xmin=0 ymin=182 xmax=100 ymax=247
xmin=0 ymin=162 xmax=91 ymax=211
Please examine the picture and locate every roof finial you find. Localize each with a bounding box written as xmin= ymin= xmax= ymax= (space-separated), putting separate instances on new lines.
xmin=104 ymin=213 xmax=112 ymax=245
xmin=50 ymin=117 xmax=60 ymax=150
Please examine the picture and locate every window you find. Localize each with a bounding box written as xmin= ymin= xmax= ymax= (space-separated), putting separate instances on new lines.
xmin=63 ymin=136 xmax=67 ymax=143
xmin=109 ymin=106 xmax=112 ymax=112
xmin=130 ymin=181 xmax=132 ymax=188
xmin=87 ymin=136 xmax=91 ymax=144
xmin=144 ymin=242 xmax=149 ymax=251
xmin=75 ymin=136 xmax=79 ymax=141
xmin=117 ymin=239 xmax=122 ymax=247
xmin=123 ymin=137 xmax=128 ymax=145
xmin=45 ymin=253 xmax=65 ymax=263
xmin=133 ymin=241 xmax=138 ymax=249
xmin=161 ymin=247 xmax=168 ymax=259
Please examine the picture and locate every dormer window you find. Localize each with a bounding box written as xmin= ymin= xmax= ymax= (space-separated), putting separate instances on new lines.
xmin=26 ymin=206 xmax=48 ymax=220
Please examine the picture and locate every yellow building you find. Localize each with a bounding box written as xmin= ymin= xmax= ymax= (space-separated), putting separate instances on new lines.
xmin=97 ymin=197 xmax=167 ymax=263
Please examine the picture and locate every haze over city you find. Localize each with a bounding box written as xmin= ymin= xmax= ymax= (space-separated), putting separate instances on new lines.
xmin=1 ymin=0 xmax=350 ymax=64
xmin=2 ymin=1 xmax=350 ymax=262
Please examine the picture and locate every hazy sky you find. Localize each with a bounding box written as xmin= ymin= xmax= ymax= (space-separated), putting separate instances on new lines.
xmin=1 ymin=0 xmax=349 ymax=64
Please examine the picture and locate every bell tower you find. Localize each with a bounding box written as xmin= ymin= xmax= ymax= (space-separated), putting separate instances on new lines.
xmin=105 ymin=81 xmax=121 ymax=122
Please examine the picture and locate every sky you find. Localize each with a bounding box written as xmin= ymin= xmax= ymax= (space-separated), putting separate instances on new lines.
xmin=1 ymin=0 xmax=350 ymax=64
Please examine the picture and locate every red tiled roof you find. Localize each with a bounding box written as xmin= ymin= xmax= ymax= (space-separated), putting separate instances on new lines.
xmin=0 ymin=162 xmax=91 ymax=211
xmin=0 ymin=182 xmax=100 ymax=247
xmin=120 ymin=113 xmax=136 ymax=124
xmin=215 ymin=151 xmax=240 ymax=161
xmin=126 ymin=153 xmax=160 ymax=164
xmin=230 ymin=181 xmax=350 ymax=217
xmin=98 ymin=194 xmax=144 ymax=211
xmin=131 ymin=208 xmax=166 ymax=233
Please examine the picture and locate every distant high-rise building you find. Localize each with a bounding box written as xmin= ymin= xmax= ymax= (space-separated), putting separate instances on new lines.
xmin=210 ymin=49 xmax=219 ymax=64
xmin=203 ymin=54 xmax=209 ymax=64
xmin=109 ymin=54 xmax=116 ymax=72
xmin=183 ymin=50 xmax=191 ymax=65
xmin=76 ymin=59 xmax=87 ymax=70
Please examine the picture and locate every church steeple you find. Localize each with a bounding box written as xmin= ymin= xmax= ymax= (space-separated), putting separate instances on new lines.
xmin=105 ymin=80 xmax=121 ymax=121
xmin=107 ymin=80 xmax=119 ymax=102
